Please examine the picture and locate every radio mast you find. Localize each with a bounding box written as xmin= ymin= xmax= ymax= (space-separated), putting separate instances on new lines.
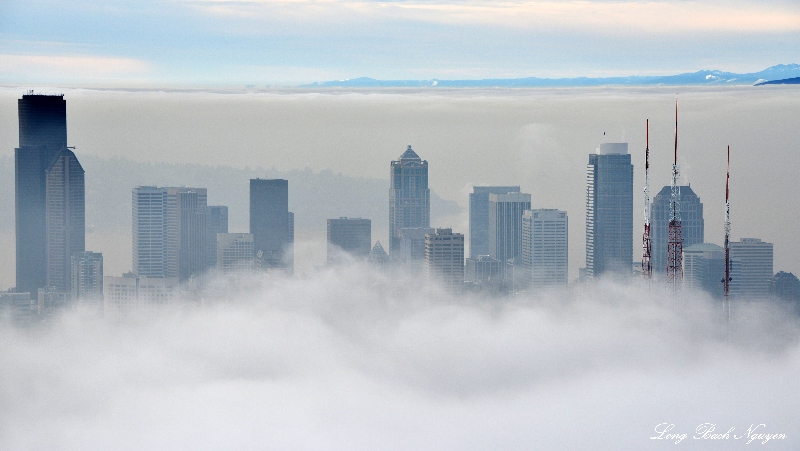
xmin=723 ymin=145 xmax=731 ymax=323
xmin=642 ymin=119 xmax=652 ymax=281
xmin=666 ymin=98 xmax=683 ymax=292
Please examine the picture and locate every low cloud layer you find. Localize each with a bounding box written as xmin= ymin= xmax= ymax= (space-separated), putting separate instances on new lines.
xmin=1 ymin=266 xmax=798 ymax=449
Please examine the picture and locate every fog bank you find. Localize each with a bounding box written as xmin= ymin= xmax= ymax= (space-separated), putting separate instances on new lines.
xmin=1 ymin=266 xmax=798 ymax=449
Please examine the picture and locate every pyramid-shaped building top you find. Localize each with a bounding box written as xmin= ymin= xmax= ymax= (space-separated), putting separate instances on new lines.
xmin=398 ymin=145 xmax=421 ymax=161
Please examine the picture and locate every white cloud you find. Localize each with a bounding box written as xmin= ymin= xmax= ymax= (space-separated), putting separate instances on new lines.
xmin=0 ymin=54 xmax=151 ymax=80
xmin=1 ymin=266 xmax=798 ymax=449
xmin=187 ymin=0 xmax=800 ymax=34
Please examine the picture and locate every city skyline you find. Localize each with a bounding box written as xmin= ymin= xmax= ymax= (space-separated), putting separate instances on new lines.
xmin=1 ymin=0 xmax=799 ymax=446
xmin=0 ymin=86 xmax=791 ymax=286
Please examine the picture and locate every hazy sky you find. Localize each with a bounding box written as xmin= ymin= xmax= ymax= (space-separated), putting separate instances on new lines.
xmin=1 ymin=0 xmax=799 ymax=85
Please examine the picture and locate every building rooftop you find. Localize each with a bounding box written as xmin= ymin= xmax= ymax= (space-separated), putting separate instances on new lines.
xmin=398 ymin=145 xmax=421 ymax=161
xmin=595 ymin=142 xmax=628 ymax=155
xmin=684 ymin=243 xmax=723 ymax=253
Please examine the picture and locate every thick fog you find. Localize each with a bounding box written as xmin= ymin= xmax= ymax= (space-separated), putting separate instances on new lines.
xmin=0 ymin=86 xmax=799 ymax=287
xmin=1 ymin=266 xmax=798 ymax=449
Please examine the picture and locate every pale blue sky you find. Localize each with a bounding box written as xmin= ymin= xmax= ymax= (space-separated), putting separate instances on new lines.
xmin=1 ymin=0 xmax=798 ymax=85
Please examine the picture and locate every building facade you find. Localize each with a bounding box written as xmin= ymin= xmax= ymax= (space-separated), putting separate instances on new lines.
xmin=730 ymin=238 xmax=774 ymax=299
xmin=650 ymin=185 xmax=704 ymax=274
xmin=389 ymin=145 xmax=429 ymax=254
xmin=368 ymin=241 xmax=389 ymax=267
xmin=424 ymin=228 xmax=464 ymax=293
xmin=327 ymin=217 xmax=371 ymax=264
xmin=206 ymin=206 xmax=229 ymax=270
xmin=585 ymin=143 xmax=633 ymax=279
xmin=488 ymin=192 xmax=531 ymax=269
xmin=104 ymin=273 xmax=179 ymax=319
xmin=250 ymin=178 xmax=294 ymax=272
xmin=521 ymin=209 xmax=568 ymax=290
xmin=132 ymin=186 xmax=208 ymax=282
xmin=683 ymin=243 xmax=724 ymax=298
xmin=217 ymin=233 xmax=255 ymax=274
xmin=71 ymin=251 xmax=103 ymax=303
xmin=45 ymin=148 xmax=85 ymax=292
xmin=395 ymin=227 xmax=435 ymax=269
xmin=469 ymin=186 xmax=520 ymax=259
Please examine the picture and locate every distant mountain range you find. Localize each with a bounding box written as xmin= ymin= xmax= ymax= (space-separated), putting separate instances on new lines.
xmin=305 ymin=64 xmax=800 ymax=88
xmin=754 ymin=76 xmax=800 ymax=86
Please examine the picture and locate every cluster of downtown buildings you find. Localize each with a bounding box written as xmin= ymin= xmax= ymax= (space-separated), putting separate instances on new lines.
xmin=2 ymin=94 xmax=799 ymax=323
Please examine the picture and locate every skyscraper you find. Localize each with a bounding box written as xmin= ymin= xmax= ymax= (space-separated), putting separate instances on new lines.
xmin=396 ymin=227 xmax=435 ymax=269
xmin=488 ymin=192 xmax=531 ymax=267
xmin=683 ymin=243 xmax=724 ymax=298
xmin=250 ymin=178 xmax=294 ymax=272
xmin=368 ymin=241 xmax=389 ymax=267
xmin=585 ymin=143 xmax=633 ymax=279
xmin=469 ymin=186 xmax=521 ymax=259
xmin=132 ymin=186 xmax=208 ymax=281
xmin=424 ymin=228 xmax=464 ymax=293
xmin=45 ymin=148 xmax=85 ymax=292
xmin=651 ymin=185 xmax=704 ymax=274
xmin=206 ymin=206 xmax=229 ymax=270
xmin=327 ymin=217 xmax=371 ymax=264
xmin=71 ymin=251 xmax=103 ymax=303
xmin=16 ymin=94 xmax=85 ymax=295
xmin=521 ymin=209 xmax=568 ymax=290
xmin=217 ymin=233 xmax=255 ymax=274
xmin=389 ymin=145 xmax=429 ymax=254
xmin=730 ymin=238 xmax=773 ymax=299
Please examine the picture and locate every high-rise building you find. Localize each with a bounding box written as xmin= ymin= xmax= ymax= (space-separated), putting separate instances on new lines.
xmin=206 ymin=206 xmax=229 ymax=270
xmin=45 ymin=148 xmax=85 ymax=292
xmin=250 ymin=178 xmax=294 ymax=272
xmin=389 ymin=145 xmax=429 ymax=253
xmin=71 ymin=251 xmax=103 ymax=303
xmin=469 ymin=186 xmax=521 ymax=259
xmin=770 ymin=272 xmax=800 ymax=304
xmin=396 ymin=227 xmax=435 ymax=268
xmin=216 ymin=233 xmax=254 ymax=274
xmin=16 ymin=94 xmax=85 ymax=296
xmin=327 ymin=217 xmax=371 ymax=264
xmin=488 ymin=192 xmax=531 ymax=269
xmin=368 ymin=241 xmax=389 ymax=267
xmin=132 ymin=186 xmax=208 ymax=282
xmin=424 ymin=228 xmax=464 ymax=293
xmin=464 ymin=255 xmax=502 ymax=293
xmin=585 ymin=143 xmax=633 ymax=279
xmin=683 ymin=243 xmax=724 ymax=298
xmin=521 ymin=209 xmax=568 ymax=290
xmin=730 ymin=238 xmax=773 ymax=299
xmin=651 ymin=185 xmax=704 ymax=274
xmin=104 ymin=273 xmax=178 ymax=320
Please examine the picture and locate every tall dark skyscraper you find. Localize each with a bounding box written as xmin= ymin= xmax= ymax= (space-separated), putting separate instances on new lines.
xmin=389 ymin=145 xmax=429 ymax=254
xmin=585 ymin=143 xmax=633 ymax=279
xmin=650 ymin=185 xmax=704 ymax=274
xmin=250 ymin=179 xmax=294 ymax=272
xmin=45 ymin=148 xmax=85 ymax=291
xmin=15 ymin=93 xmax=85 ymax=295
xmin=469 ymin=186 xmax=520 ymax=259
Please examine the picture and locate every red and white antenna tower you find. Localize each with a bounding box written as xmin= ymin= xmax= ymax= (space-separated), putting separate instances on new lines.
xmin=723 ymin=145 xmax=731 ymax=323
xmin=666 ymin=98 xmax=683 ymax=291
xmin=642 ymin=119 xmax=652 ymax=280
